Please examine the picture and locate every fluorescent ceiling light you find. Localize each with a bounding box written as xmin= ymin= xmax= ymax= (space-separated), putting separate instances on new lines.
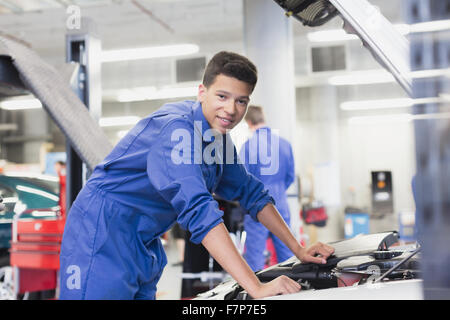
xmin=116 ymin=85 xmax=198 ymax=103
xmin=0 ymin=98 xmax=42 ymax=110
xmin=102 ymin=44 xmax=199 ymax=63
xmin=329 ymin=68 xmax=450 ymax=86
xmin=328 ymin=69 xmax=395 ymax=86
xmin=307 ymin=20 xmax=450 ymax=43
xmin=348 ymin=113 xmax=412 ymax=125
xmin=99 ymin=116 xmax=141 ymax=127
xmin=307 ymin=29 xmax=358 ymax=42
xmin=341 ymin=98 xmax=413 ymax=110
xmin=410 ymin=19 xmax=450 ymax=34
xmin=413 ymin=112 xmax=450 ymax=121
xmin=341 ymin=97 xmax=446 ymax=111
xmin=348 ymin=112 xmax=450 ymax=125
xmin=410 ymin=68 xmax=450 ymax=79
xmin=307 ymin=24 xmax=409 ymax=43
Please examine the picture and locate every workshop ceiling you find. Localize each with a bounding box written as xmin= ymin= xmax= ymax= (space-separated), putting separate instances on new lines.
xmin=0 ymin=0 xmax=404 ymax=57
xmin=0 ymin=0 xmax=244 ymax=63
xmin=0 ymin=0 xmax=406 ymax=91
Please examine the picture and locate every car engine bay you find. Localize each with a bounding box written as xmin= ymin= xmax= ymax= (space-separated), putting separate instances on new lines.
xmin=195 ymin=231 xmax=421 ymax=300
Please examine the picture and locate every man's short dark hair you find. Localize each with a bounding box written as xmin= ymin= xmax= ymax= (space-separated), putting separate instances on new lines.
xmin=202 ymin=51 xmax=258 ymax=92
xmin=245 ymin=105 xmax=265 ymax=125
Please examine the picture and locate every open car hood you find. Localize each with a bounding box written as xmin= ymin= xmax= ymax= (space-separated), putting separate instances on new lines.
xmin=273 ymin=0 xmax=412 ymax=96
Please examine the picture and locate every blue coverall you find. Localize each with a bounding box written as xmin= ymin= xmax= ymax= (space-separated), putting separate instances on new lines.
xmin=239 ymin=127 xmax=295 ymax=271
xmin=59 ymin=100 xmax=274 ymax=300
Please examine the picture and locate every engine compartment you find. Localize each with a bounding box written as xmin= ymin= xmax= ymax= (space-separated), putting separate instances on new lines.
xmin=195 ymin=231 xmax=421 ymax=300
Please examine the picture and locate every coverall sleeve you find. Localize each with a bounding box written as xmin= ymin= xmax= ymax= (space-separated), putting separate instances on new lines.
xmin=146 ymin=119 xmax=224 ymax=244
xmin=285 ymin=144 xmax=295 ymax=190
xmin=215 ymin=141 xmax=274 ymax=222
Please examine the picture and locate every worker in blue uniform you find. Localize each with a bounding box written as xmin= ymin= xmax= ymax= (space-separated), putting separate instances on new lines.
xmin=59 ymin=51 xmax=334 ymax=300
xmin=239 ymin=106 xmax=296 ymax=271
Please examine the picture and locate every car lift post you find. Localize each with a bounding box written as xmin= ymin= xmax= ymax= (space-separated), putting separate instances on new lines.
xmin=406 ymin=0 xmax=450 ymax=299
xmin=65 ymin=18 xmax=102 ymax=213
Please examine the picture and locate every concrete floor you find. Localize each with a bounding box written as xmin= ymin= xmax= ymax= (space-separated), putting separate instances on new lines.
xmin=156 ymin=237 xmax=184 ymax=300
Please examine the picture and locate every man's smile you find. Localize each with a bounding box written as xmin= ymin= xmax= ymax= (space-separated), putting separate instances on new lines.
xmin=217 ymin=115 xmax=233 ymax=124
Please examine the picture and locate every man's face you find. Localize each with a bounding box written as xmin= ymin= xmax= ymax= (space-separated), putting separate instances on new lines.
xmin=197 ymin=74 xmax=252 ymax=135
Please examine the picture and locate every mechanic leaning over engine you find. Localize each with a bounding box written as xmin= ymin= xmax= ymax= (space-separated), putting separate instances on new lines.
xmin=59 ymin=51 xmax=335 ymax=300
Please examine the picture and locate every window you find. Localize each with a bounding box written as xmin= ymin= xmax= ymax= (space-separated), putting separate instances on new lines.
xmin=311 ymin=45 xmax=346 ymax=72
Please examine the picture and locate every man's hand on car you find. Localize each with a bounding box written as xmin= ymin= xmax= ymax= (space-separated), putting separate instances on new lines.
xmin=297 ymin=242 xmax=335 ymax=264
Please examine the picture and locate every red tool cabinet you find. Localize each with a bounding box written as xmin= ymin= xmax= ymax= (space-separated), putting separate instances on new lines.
xmin=9 ymin=212 xmax=65 ymax=296
xmin=8 ymin=172 xmax=66 ymax=298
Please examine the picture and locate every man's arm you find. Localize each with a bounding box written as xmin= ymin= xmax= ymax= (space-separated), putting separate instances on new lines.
xmin=257 ymin=203 xmax=334 ymax=264
xmin=201 ymin=222 xmax=301 ymax=299
xmin=202 ymin=204 xmax=335 ymax=299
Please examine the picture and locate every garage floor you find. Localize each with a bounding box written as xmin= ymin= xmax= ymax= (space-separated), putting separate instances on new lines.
xmin=156 ymin=237 xmax=183 ymax=300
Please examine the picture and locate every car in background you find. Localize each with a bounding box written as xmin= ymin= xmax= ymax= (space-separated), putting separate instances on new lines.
xmin=0 ymin=173 xmax=60 ymax=267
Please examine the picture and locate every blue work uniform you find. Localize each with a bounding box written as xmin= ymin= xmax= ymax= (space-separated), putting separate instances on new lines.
xmin=59 ymin=100 xmax=274 ymax=300
xmin=239 ymin=127 xmax=295 ymax=271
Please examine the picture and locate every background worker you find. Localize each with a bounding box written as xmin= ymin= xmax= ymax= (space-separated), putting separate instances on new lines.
xmin=54 ymin=160 xmax=67 ymax=216
xmin=239 ymin=106 xmax=296 ymax=271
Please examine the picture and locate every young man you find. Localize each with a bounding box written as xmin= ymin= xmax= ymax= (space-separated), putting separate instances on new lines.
xmin=240 ymin=106 xmax=296 ymax=271
xmin=59 ymin=51 xmax=334 ymax=300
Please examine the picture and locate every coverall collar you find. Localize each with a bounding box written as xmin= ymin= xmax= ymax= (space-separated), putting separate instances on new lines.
xmin=255 ymin=126 xmax=271 ymax=133
xmin=252 ymin=126 xmax=272 ymax=139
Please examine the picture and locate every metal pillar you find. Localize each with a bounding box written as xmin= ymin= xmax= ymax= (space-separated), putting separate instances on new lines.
xmin=243 ymin=0 xmax=301 ymax=241
xmin=243 ymin=0 xmax=296 ymax=143
xmin=65 ymin=18 xmax=102 ymax=211
xmin=406 ymin=0 xmax=450 ymax=299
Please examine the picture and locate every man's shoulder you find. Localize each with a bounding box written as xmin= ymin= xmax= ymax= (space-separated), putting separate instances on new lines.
xmin=150 ymin=100 xmax=196 ymax=130
xmin=278 ymin=135 xmax=292 ymax=146
xmin=266 ymin=130 xmax=292 ymax=148
xmin=152 ymin=100 xmax=196 ymax=118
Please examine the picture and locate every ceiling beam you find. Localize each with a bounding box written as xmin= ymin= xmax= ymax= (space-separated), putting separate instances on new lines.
xmin=131 ymin=0 xmax=174 ymax=33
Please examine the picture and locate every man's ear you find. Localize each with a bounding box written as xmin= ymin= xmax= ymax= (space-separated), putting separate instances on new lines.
xmin=197 ymin=84 xmax=206 ymax=102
